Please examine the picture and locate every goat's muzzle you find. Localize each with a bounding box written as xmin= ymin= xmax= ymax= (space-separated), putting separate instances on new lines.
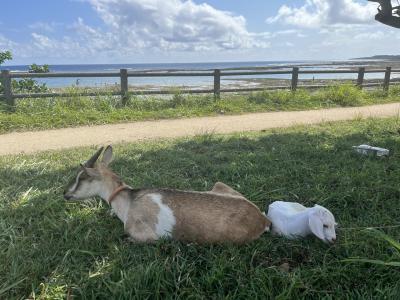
xmin=63 ymin=191 xmax=73 ymax=200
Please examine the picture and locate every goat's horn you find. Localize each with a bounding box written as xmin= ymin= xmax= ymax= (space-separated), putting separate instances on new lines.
xmin=85 ymin=147 xmax=104 ymax=167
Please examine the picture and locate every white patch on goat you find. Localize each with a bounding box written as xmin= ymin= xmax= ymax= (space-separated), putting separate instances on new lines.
xmin=69 ymin=171 xmax=84 ymax=192
xmin=151 ymin=194 xmax=176 ymax=238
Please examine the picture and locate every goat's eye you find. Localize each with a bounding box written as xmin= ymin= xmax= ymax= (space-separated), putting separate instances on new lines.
xmin=323 ymin=224 xmax=329 ymax=228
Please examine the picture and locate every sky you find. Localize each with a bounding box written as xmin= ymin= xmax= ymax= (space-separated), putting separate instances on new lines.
xmin=0 ymin=0 xmax=399 ymax=65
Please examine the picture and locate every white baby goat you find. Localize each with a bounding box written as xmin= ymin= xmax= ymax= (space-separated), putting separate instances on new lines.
xmin=267 ymin=201 xmax=337 ymax=244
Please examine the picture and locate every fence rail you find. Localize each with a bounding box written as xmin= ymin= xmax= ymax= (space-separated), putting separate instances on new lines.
xmin=1 ymin=67 xmax=399 ymax=109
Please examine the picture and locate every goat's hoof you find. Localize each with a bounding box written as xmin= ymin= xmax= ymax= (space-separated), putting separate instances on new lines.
xmin=121 ymin=233 xmax=130 ymax=240
xmin=126 ymin=237 xmax=138 ymax=243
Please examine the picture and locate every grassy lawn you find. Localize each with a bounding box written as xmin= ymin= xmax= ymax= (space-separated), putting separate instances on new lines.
xmin=0 ymin=84 xmax=399 ymax=134
xmin=1 ymin=117 xmax=400 ymax=298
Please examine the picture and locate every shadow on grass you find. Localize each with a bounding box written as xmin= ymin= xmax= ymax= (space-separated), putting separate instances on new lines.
xmin=1 ymin=119 xmax=400 ymax=298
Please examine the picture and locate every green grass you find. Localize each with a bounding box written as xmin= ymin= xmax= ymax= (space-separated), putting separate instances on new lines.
xmin=1 ymin=118 xmax=400 ymax=299
xmin=1 ymin=84 xmax=400 ymax=134
xmin=343 ymin=228 xmax=400 ymax=267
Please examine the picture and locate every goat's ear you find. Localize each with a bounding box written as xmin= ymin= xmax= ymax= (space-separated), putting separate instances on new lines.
xmin=85 ymin=147 xmax=104 ymax=168
xmin=81 ymin=165 xmax=101 ymax=178
xmin=309 ymin=213 xmax=325 ymax=241
xmin=102 ymin=145 xmax=113 ymax=166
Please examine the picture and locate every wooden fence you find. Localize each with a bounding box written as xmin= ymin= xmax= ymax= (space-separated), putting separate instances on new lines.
xmin=1 ymin=66 xmax=399 ymax=108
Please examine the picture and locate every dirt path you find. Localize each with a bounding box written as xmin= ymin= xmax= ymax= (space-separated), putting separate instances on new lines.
xmin=1 ymin=103 xmax=399 ymax=156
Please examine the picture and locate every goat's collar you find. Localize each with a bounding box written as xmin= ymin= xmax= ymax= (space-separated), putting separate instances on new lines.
xmin=108 ymin=185 xmax=130 ymax=204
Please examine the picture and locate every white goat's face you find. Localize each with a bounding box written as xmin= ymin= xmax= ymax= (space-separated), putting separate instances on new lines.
xmin=309 ymin=205 xmax=337 ymax=244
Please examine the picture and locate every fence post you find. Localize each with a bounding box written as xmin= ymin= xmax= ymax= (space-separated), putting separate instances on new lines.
xmin=214 ymin=69 xmax=221 ymax=100
xmin=1 ymin=70 xmax=15 ymax=110
xmin=357 ymin=67 xmax=365 ymax=89
xmin=291 ymin=67 xmax=299 ymax=91
xmin=120 ymin=68 xmax=128 ymax=105
xmin=383 ymin=66 xmax=391 ymax=92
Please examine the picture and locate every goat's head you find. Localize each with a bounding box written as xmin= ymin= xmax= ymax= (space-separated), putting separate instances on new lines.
xmin=63 ymin=145 xmax=118 ymax=201
xmin=308 ymin=205 xmax=337 ymax=244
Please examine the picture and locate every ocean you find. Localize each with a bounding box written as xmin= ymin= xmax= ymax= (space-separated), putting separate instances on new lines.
xmin=0 ymin=61 xmax=393 ymax=88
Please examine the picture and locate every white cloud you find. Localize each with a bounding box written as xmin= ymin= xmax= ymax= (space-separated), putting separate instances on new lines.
xmin=267 ymin=0 xmax=377 ymax=28
xmin=31 ymin=33 xmax=55 ymax=50
xmin=0 ymin=34 xmax=18 ymax=51
xmin=87 ymin=0 xmax=269 ymax=51
xmin=354 ymin=31 xmax=385 ymax=40
xmin=6 ymin=0 xmax=272 ymax=63
xmin=29 ymin=22 xmax=60 ymax=32
xmin=29 ymin=33 xmax=92 ymax=59
xmin=71 ymin=18 xmax=118 ymax=52
xmin=306 ymin=25 xmax=399 ymax=59
xmin=4 ymin=0 xmax=397 ymax=64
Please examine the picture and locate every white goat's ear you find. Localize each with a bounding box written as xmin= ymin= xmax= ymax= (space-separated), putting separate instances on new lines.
xmin=102 ymin=145 xmax=113 ymax=166
xmin=309 ymin=213 xmax=325 ymax=241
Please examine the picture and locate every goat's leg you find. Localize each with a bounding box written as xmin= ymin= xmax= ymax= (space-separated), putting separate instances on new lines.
xmin=124 ymin=218 xmax=158 ymax=243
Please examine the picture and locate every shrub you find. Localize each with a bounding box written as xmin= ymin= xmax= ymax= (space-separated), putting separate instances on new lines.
xmin=12 ymin=78 xmax=48 ymax=93
xmin=389 ymin=85 xmax=400 ymax=97
xmin=171 ymin=92 xmax=187 ymax=108
xmin=0 ymin=50 xmax=12 ymax=65
xmin=323 ymin=84 xmax=365 ymax=106
xmin=0 ymin=51 xmax=12 ymax=94
xmin=248 ymin=91 xmax=270 ymax=104
xmin=0 ymin=51 xmax=49 ymax=94
xmin=248 ymin=89 xmax=311 ymax=106
xmin=29 ymin=63 xmax=49 ymax=73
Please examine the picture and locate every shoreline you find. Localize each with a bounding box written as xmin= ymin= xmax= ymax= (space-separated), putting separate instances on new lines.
xmin=6 ymin=59 xmax=400 ymax=92
xmin=47 ymin=77 xmax=400 ymax=94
